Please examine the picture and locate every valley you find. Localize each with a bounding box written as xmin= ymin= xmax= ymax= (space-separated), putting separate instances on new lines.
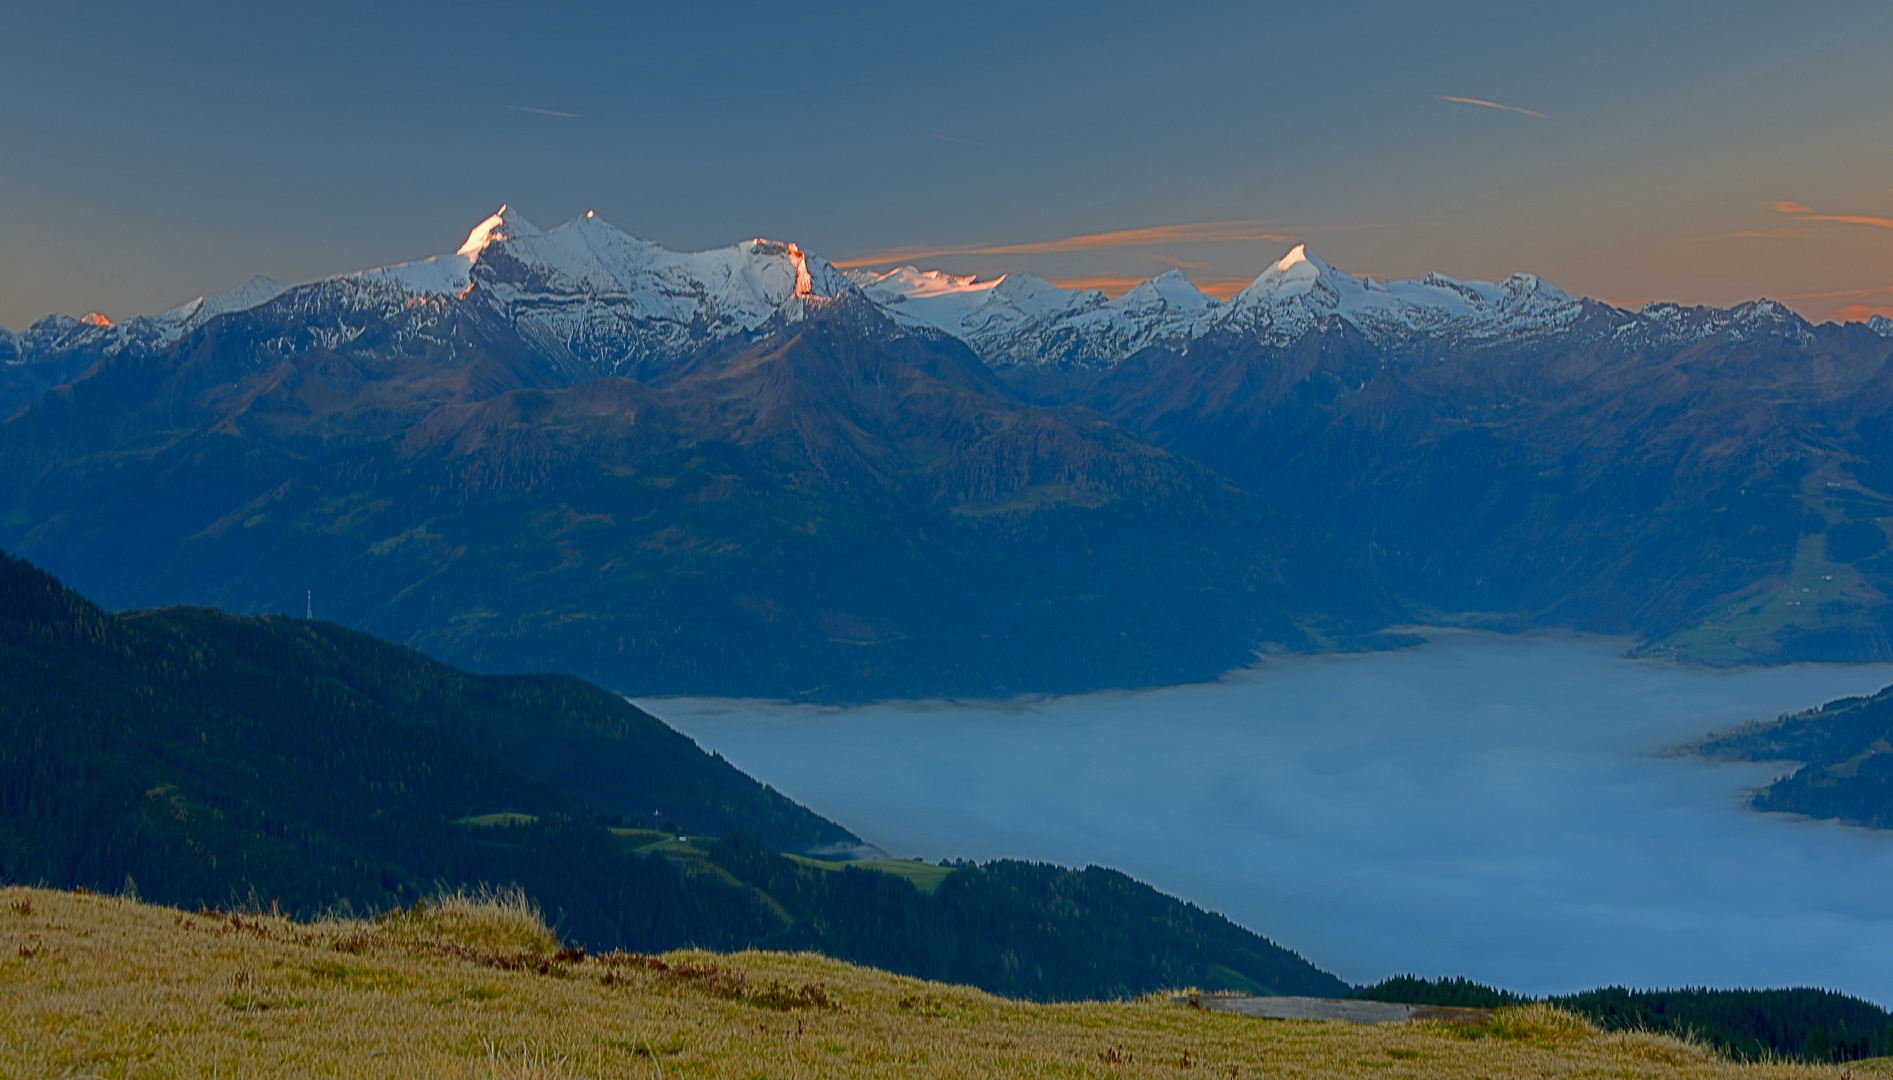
xmin=8 ymin=206 xmax=1893 ymax=1034
xmin=10 ymin=5 xmax=1893 ymax=1073
xmin=651 ymin=629 xmax=1893 ymax=1005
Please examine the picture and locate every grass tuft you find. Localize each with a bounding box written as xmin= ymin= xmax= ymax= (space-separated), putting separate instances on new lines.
xmin=376 ymin=885 xmax=560 ymax=959
xmin=0 ymin=885 xmax=1861 ymax=1079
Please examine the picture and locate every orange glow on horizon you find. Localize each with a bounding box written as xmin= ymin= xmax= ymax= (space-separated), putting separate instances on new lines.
xmin=1046 ymin=274 xmax=1253 ymax=301
xmin=1192 ymin=278 xmax=1252 ymax=301
xmin=1047 ymin=276 xmax=1147 ymax=298
xmin=835 ymin=220 xmax=1297 ymax=269
xmin=1837 ymin=303 xmax=1893 ymax=322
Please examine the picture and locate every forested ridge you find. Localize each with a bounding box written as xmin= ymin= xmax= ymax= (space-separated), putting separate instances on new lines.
xmin=1698 ymin=682 xmax=1893 ymax=828
xmin=1358 ymin=976 xmax=1893 ymax=1063
xmin=0 ymin=549 xmax=1345 ymax=1001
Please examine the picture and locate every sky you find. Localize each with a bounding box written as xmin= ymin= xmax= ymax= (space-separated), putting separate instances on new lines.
xmin=3 ymin=0 xmax=1892 ymax=331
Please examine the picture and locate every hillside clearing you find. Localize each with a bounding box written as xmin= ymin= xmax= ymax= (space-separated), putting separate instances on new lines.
xmin=1 ymin=886 xmax=1879 ymax=1080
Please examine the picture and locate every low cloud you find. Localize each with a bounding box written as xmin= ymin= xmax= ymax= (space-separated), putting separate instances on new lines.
xmin=1439 ymin=95 xmax=1546 ymax=118
xmin=652 ymin=633 xmax=1893 ymax=1000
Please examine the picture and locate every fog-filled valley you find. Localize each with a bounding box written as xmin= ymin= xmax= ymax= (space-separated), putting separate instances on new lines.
xmin=651 ymin=630 xmax=1893 ymax=1006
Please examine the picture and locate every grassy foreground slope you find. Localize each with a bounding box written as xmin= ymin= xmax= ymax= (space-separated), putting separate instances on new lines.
xmin=2 ymin=887 xmax=1872 ymax=1080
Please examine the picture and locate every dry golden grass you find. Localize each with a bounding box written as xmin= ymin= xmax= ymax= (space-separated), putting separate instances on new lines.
xmin=0 ymin=884 xmax=1873 ymax=1080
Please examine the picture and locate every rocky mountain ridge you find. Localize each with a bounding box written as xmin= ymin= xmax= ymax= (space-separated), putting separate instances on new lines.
xmin=9 ymin=206 xmax=1893 ymax=675
xmin=13 ymin=208 xmax=1883 ymax=406
xmin=0 ymin=226 xmax=1401 ymax=699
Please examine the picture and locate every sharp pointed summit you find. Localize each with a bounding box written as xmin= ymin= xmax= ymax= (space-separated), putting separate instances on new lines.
xmin=458 ymin=204 xmax=542 ymax=256
xmin=1230 ymin=244 xmax=1352 ymax=308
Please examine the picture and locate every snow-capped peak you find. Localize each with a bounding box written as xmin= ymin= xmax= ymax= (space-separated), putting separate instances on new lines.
xmin=1210 ymin=244 xmax=1587 ymax=348
xmin=458 ymin=204 xmax=540 ymax=256
xmin=1116 ymin=269 xmax=1216 ymax=313
xmin=1623 ymin=297 xmax=1813 ymax=347
xmin=344 ymin=207 xmax=857 ymax=372
xmin=158 ymin=275 xmax=289 ymax=331
xmin=1870 ymin=314 xmax=1893 ymax=338
xmin=1231 ymin=244 xmax=1346 ymax=305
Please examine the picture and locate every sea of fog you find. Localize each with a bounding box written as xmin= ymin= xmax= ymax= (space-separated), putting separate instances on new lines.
xmin=639 ymin=630 xmax=1893 ymax=1005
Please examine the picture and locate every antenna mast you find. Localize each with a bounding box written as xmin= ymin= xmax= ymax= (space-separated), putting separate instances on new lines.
xmin=306 ymin=590 xmax=312 ymax=620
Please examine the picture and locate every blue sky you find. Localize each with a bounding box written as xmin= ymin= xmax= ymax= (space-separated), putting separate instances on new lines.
xmin=4 ymin=0 xmax=1891 ymax=329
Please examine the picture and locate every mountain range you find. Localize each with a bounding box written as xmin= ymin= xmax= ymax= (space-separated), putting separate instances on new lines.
xmin=7 ymin=206 xmax=1893 ymax=696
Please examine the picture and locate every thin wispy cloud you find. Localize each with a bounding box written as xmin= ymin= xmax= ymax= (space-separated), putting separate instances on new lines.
xmin=835 ymin=220 xmax=1298 ymax=269
xmin=512 ymin=106 xmax=580 ymax=119
xmin=1439 ymin=95 xmax=1545 ymax=118
xmin=1775 ymin=200 xmax=1893 ymax=230
xmin=1781 ymin=285 xmax=1893 ymax=301
xmin=932 ymin=133 xmax=984 ymax=146
xmin=1697 ymin=227 xmax=1814 ymax=241
xmin=1804 ymin=213 xmax=1893 ymax=230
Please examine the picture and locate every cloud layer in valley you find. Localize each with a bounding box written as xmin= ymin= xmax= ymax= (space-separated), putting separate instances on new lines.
xmin=652 ymin=630 xmax=1893 ymax=1006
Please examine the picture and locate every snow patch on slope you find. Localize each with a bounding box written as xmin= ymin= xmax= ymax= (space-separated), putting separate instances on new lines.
xmin=159 ymin=275 xmax=290 ymax=331
xmin=1623 ymin=299 xmax=1813 ymax=348
xmin=856 ymin=264 xmax=1217 ymax=368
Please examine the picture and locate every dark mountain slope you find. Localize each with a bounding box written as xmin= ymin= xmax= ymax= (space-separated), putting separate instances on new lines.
xmin=1076 ymin=312 xmax=1893 ymax=662
xmin=0 ymin=545 xmax=853 ymax=910
xmin=707 ymin=836 xmax=1350 ymax=1002
xmin=1 ymin=297 xmax=1401 ymax=700
xmin=0 ymin=550 xmax=1350 ymax=1000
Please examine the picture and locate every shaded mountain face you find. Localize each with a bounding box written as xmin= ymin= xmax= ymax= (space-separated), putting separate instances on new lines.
xmin=1070 ymin=308 xmax=1893 ymax=662
xmin=23 ymin=202 xmax=1888 ymax=677
xmin=0 ymin=548 xmax=853 ymax=921
xmin=0 ymin=228 xmax=1401 ymax=700
xmin=854 ymin=242 xmax=1893 ymax=662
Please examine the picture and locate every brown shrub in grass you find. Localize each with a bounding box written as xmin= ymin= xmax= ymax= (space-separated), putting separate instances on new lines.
xmin=0 ymin=884 xmax=1874 ymax=1080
